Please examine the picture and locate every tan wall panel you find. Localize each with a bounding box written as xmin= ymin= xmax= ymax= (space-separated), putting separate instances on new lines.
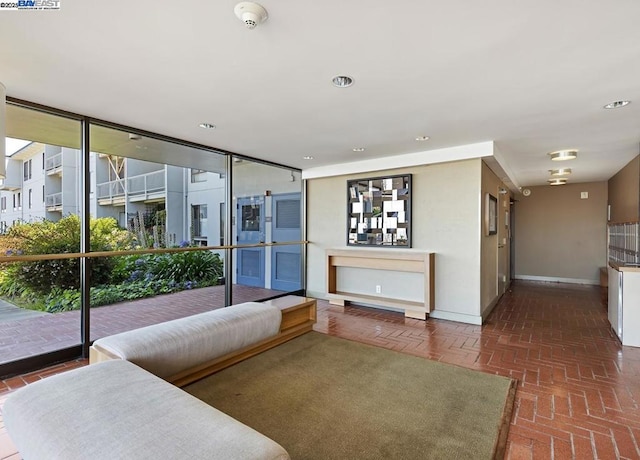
xmin=608 ymin=155 xmax=640 ymax=223
xmin=306 ymin=159 xmax=482 ymax=319
xmin=514 ymin=182 xmax=607 ymax=283
xmin=480 ymin=162 xmax=512 ymax=316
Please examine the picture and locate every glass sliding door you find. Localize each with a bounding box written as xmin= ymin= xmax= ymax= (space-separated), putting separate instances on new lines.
xmin=231 ymin=156 xmax=303 ymax=303
xmin=0 ymin=103 xmax=82 ymax=370
xmin=88 ymin=124 xmax=229 ymax=341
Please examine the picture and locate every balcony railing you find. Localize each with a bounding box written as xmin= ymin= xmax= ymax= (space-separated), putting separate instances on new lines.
xmin=45 ymin=153 xmax=63 ymax=171
xmin=128 ymin=170 xmax=165 ymax=196
xmin=96 ymin=179 xmax=126 ymax=200
xmin=45 ymin=192 xmax=63 ymax=207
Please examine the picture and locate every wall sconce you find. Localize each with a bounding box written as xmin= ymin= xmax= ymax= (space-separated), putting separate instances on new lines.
xmin=498 ymin=188 xmax=508 ymax=195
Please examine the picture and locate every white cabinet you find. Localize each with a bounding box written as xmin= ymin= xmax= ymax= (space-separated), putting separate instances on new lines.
xmin=608 ymin=264 xmax=640 ymax=347
xmin=608 ymin=266 xmax=621 ymax=339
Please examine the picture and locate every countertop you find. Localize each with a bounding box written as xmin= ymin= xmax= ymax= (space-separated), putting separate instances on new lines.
xmin=609 ymin=261 xmax=640 ymax=273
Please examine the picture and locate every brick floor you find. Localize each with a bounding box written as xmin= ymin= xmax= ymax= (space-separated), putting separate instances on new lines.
xmin=1 ymin=281 xmax=640 ymax=459
xmin=313 ymin=281 xmax=640 ymax=459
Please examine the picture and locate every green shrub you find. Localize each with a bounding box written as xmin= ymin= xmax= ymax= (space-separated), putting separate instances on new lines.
xmin=44 ymin=288 xmax=81 ymax=313
xmin=147 ymin=251 xmax=223 ymax=284
xmin=2 ymin=215 xmax=135 ymax=295
xmin=1 ymin=221 xmax=223 ymax=311
xmin=41 ymin=276 xmax=220 ymax=312
xmin=114 ymin=250 xmax=223 ymax=285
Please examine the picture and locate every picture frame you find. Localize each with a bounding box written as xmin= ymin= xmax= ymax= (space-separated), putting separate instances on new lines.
xmin=347 ymin=174 xmax=411 ymax=247
xmin=486 ymin=193 xmax=497 ymax=236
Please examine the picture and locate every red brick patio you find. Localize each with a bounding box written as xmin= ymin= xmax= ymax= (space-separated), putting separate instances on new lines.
xmin=0 ymin=284 xmax=285 ymax=366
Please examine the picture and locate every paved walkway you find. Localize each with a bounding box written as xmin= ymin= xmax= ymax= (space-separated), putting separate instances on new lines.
xmin=0 ymin=300 xmax=48 ymax=323
xmin=0 ymin=284 xmax=284 ymax=365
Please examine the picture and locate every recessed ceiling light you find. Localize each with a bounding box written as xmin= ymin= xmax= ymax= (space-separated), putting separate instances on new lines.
xmin=603 ymin=100 xmax=630 ymax=109
xmin=415 ymin=136 xmax=430 ymax=141
xmin=303 ymin=156 xmax=314 ymax=160
xmin=548 ymin=150 xmax=578 ymax=161
xmin=199 ymin=123 xmax=216 ymax=129
xmin=549 ymin=168 xmax=572 ymax=176
xmin=332 ymin=75 xmax=354 ymax=88
xmin=352 ymin=147 xmax=365 ymax=152
xmin=548 ymin=178 xmax=567 ymax=186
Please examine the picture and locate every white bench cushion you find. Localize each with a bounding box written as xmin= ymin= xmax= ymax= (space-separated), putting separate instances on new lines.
xmin=92 ymin=302 xmax=281 ymax=379
xmin=3 ymin=360 xmax=290 ymax=460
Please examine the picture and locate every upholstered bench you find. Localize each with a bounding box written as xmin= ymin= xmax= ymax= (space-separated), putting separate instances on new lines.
xmin=90 ymin=297 xmax=317 ymax=386
xmin=3 ymin=359 xmax=290 ymax=460
xmin=90 ymin=301 xmax=281 ymax=382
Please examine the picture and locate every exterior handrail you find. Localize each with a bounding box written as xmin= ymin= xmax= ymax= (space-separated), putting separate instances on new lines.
xmin=0 ymin=240 xmax=310 ymax=263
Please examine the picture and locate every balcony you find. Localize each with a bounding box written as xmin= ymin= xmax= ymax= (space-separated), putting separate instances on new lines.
xmin=45 ymin=192 xmax=63 ymax=212
xmin=0 ymin=179 xmax=21 ymax=191
xmin=45 ymin=153 xmax=63 ymax=176
xmin=96 ymin=179 xmax=126 ymax=206
xmin=127 ymin=170 xmax=165 ymax=203
xmin=0 ymin=159 xmax=22 ymax=190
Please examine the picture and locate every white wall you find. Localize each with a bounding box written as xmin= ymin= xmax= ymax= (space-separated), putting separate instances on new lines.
xmin=187 ymin=172 xmax=226 ymax=247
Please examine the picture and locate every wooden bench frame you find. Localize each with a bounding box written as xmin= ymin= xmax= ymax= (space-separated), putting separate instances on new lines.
xmin=89 ymin=296 xmax=317 ymax=387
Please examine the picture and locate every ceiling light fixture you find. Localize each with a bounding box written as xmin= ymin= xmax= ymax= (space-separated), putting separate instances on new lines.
xmin=234 ymin=2 xmax=268 ymax=29
xmin=548 ymin=150 xmax=578 ymax=161
xmin=415 ymin=136 xmax=430 ymax=141
xmin=549 ymin=168 xmax=572 ymax=176
xmin=303 ymin=156 xmax=314 ymax=160
xmin=199 ymin=123 xmax=216 ymax=129
xmin=603 ymin=100 xmax=630 ymax=109
xmin=332 ymin=75 xmax=353 ymax=88
xmin=548 ymin=178 xmax=567 ymax=186
xmin=128 ymin=133 xmax=142 ymax=141
xmin=352 ymin=147 xmax=365 ymax=152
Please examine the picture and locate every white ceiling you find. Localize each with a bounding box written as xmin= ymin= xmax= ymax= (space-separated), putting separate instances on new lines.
xmin=1 ymin=1 xmax=640 ymax=189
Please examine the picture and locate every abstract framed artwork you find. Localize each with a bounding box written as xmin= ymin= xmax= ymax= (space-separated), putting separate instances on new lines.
xmin=347 ymin=174 xmax=411 ymax=247
xmin=486 ymin=193 xmax=498 ymax=236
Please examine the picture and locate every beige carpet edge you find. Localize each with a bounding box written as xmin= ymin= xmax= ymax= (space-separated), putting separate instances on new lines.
xmin=492 ymin=377 xmax=518 ymax=460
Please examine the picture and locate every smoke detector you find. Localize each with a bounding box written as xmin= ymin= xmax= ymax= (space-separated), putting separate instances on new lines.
xmin=234 ymin=2 xmax=268 ymax=29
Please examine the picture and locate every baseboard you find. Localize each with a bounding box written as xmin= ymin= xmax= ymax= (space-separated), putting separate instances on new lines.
xmin=306 ymin=290 xmax=327 ymax=300
xmin=313 ymin=289 xmax=485 ymax=325
xmin=514 ymin=275 xmax=599 ymax=286
xmin=429 ymin=310 xmax=483 ymax=325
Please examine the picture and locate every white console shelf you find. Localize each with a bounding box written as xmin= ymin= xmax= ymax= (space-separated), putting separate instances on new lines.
xmin=326 ymin=248 xmax=435 ymax=320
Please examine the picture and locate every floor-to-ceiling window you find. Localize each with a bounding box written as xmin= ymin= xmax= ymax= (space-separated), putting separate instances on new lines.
xmin=232 ymin=156 xmax=304 ymax=302
xmin=0 ymin=101 xmax=305 ymax=377
xmin=0 ymin=102 xmax=82 ymax=372
xmin=87 ymin=124 xmax=230 ymax=342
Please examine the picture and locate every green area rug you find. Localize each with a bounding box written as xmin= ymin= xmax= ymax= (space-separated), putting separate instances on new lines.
xmin=185 ymin=332 xmax=515 ymax=460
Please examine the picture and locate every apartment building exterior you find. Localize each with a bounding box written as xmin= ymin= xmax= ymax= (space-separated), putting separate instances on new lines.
xmin=1 ymin=142 xmax=302 ymax=291
xmin=0 ymin=142 xmax=225 ymax=247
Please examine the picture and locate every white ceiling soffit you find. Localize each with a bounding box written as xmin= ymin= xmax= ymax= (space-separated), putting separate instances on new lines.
xmin=302 ymin=141 xmax=494 ymax=179
xmin=1 ymin=1 xmax=640 ymax=186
